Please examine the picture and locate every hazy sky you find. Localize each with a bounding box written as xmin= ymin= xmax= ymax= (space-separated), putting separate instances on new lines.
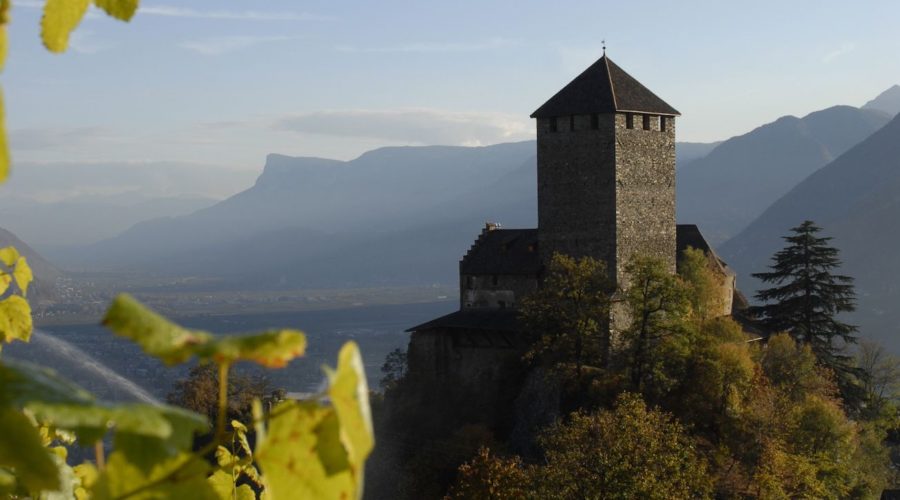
xmin=5 ymin=0 xmax=899 ymax=168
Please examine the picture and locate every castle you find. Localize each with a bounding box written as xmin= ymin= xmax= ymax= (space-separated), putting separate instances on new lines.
xmin=405 ymin=54 xmax=738 ymax=421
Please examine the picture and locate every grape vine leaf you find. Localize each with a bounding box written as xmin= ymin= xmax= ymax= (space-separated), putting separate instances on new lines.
xmin=91 ymin=413 xmax=215 ymax=500
xmin=12 ymin=256 xmax=32 ymax=295
xmin=41 ymin=0 xmax=91 ymax=53
xmin=0 ymin=0 xmax=9 ymax=71
xmin=200 ymin=329 xmax=307 ymax=368
xmin=255 ymin=400 xmax=357 ymax=499
xmin=0 ymin=359 xmax=94 ymax=408
xmin=102 ymin=293 xmax=212 ymax=365
xmin=0 ymin=246 xmax=18 ymax=267
xmin=327 ymin=341 xmax=374 ymax=471
xmin=92 ymin=0 xmax=139 ymax=21
xmin=0 ymin=407 xmax=61 ymax=492
xmin=0 ymin=295 xmax=31 ymax=344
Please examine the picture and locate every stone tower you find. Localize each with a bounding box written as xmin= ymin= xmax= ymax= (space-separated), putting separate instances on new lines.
xmin=531 ymin=55 xmax=680 ymax=286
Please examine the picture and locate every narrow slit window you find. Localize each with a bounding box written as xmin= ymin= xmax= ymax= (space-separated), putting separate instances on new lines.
xmin=625 ymin=113 xmax=634 ymax=129
xmin=549 ymin=117 xmax=558 ymax=133
xmin=660 ymin=116 xmax=667 ymax=132
xmin=643 ymin=114 xmax=651 ymax=130
xmin=591 ymin=113 xmax=599 ymax=130
xmin=569 ymin=115 xmax=575 ymax=131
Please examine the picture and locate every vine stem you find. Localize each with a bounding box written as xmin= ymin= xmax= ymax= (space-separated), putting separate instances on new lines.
xmin=216 ymin=361 xmax=230 ymax=444
xmin=94 ymin=441 xmax=105 ymax=471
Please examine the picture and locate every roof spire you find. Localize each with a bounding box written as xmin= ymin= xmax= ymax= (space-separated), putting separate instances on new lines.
xmin=602 ymin=39 xmax=606 ymax=56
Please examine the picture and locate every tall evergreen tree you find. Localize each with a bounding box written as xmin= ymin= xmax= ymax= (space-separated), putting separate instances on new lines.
xmin=750 ymin=221 xmax=861 ymax=398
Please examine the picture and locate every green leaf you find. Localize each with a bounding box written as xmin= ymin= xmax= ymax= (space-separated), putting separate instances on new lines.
xmin=13 ymin=256 xmax=32 ymax=295
xmin=41 ymin=0 xmax=91 ymax=53
xmin=255 ymin=400 xmax=356 ymax=500
xmin=92 ymin=0 xmax=138 ymax=21
xmin=0 ymin=408 xmax=61 ymax=492
xmin=27 ymin=403 xmax=171 ymax=444
xmin=91 ymin=450 xmax=217 ymax=500
xmin=0 ymin=359 xmax=93 ymax=408
xmin=328 ymin=341 xmax=375 ymax=471
xmin=200 ymin=329 xmax=307 ymax=368
xmin=102 ymin=294 xmax=212 ymax=365
xmin=0 ymin=296 xmax=32 ymax=344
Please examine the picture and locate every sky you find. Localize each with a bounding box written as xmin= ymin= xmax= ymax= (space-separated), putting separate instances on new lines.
xmin=4 ymin=0 xmax=900 ymax=169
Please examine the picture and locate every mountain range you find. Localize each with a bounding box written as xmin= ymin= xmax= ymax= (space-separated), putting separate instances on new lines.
xmin=677 ymin=105 xmax=890 ymax=244
xmin=721 ymin=112 xmax=900 ymax=350
xmin=40 ymin=87 xmax=896 ymax=293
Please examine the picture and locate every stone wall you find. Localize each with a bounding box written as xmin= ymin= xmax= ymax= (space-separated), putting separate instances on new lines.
xmin=406 ymin=328 xmax=528 ymax=424
xmin=614 ymin=113 xmax=677 ymax=285
xmin=460 ymin=274 xmax=539 ymax=309
xmin=536 ymin=113 xmax=618 ymax=279
xmin=536 ymin=112 xmax=677 ymax=288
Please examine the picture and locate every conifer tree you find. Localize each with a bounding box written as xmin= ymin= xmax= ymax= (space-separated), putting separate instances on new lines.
xmin=750 ymin=221 xmax=860 ymax=388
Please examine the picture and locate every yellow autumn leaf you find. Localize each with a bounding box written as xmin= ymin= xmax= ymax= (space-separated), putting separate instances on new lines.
xmin=92 ymin=0 xmax=138 ymax=21
xmin=41 ymin=0 xmax=91 ymax=53
xmin=0 ymin=295 xmax=32 ymax=344
xmin=13 ymin=256 xmax=32 ymax=295
xmin=200 ymin=329 xmax=307 ymax=368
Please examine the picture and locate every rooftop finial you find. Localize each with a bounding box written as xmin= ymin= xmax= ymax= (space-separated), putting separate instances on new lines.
xmin=602 ymin=39 xmax=606 ymax=55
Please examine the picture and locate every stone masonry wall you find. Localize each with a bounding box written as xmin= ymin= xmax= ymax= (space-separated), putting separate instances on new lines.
xmin=614 ymin=113 xmax=677 ymax=285
xmin=460 ymin=274 xmax=539 ymax=309
xmin=536 ymin=113 xmax=618 ymax=280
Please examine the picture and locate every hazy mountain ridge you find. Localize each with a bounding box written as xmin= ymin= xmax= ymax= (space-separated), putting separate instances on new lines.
xmin=0 ymin=161 xmax=257 ymax=249
xmin=52 ymin=88 xmax=900 ymax=293
xmin=863 ymin=84 xmax=900 ymax=116
xmin=720 ymin=113 xmax=900 ymax=349
xmin=677 ymin=105 xmax=890 ymax=244
xmin=61 ymin=142 xmax=539 ymax=272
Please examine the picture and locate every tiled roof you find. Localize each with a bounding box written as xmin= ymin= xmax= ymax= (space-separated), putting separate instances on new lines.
xmin=676 ymin=224 xmax=735 ymax=277
xmin=531 ymin=55 xmax=680 ymax=118
xmin=406 ymin=309 xmax=522 ymax=333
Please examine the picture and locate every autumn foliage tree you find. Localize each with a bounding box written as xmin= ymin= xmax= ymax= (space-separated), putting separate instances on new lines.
xmin=520 ymin=253 xmax=613 ymax=380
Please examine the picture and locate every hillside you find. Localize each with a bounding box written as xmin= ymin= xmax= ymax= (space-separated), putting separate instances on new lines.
xmin=677 ymin=105 xmax=889 ymax=244
xmin=61 ymin=142 xmax=538 ymax=275
xmin=863 ymin=84 xmax=900 ymax=116
xmin=720 ymin=113 xmax=900 ymax=350
xmin=0 ymin=226 xmax=62 ymax=301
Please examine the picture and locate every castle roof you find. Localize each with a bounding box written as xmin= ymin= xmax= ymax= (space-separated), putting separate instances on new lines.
xmin=531 ymin=55 xmax=680 ymax=118
xmin=675 ymin=224 xmax=735 ymax=278
xmin=460 ymin=228 xmax=541 ymax=276
xmin=406 ymin=308 xmax=522 ymax=333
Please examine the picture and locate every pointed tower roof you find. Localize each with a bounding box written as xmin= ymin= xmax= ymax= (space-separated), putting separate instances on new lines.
xmin=531 ymin=55 xmax=680 ymax=118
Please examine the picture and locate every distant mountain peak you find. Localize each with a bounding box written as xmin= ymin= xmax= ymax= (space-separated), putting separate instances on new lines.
xmin=862 ymin=85 xmax=900 ymax=117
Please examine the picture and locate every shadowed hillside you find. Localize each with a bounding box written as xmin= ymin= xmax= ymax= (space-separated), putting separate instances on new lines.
xmin=677 ymin=105 xmax=889 ymax=244
xmin=721 ymin=113 xmax=900 ymax=350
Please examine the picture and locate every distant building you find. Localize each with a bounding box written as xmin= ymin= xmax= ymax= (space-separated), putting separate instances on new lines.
xmin=406 ymin=55 xmax=738 ymax=416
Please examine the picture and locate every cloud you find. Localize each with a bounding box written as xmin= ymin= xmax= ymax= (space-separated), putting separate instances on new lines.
xmin=336 ymin=38 xmax=520 ymax=54
xmin=274 ymin=108 xmax=533 ymax=146
xmin=68 ymin=30 xmax=113 ymax=54
xmin=180 ymin=35 xmax=297 ymax=55
xmin=138 ymin=5 xmax=332 ymax=21
xmin=822 ymin=42 xmax=856 ymax=63
xmin=9 ymin=126 xmax=117 ymax=151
